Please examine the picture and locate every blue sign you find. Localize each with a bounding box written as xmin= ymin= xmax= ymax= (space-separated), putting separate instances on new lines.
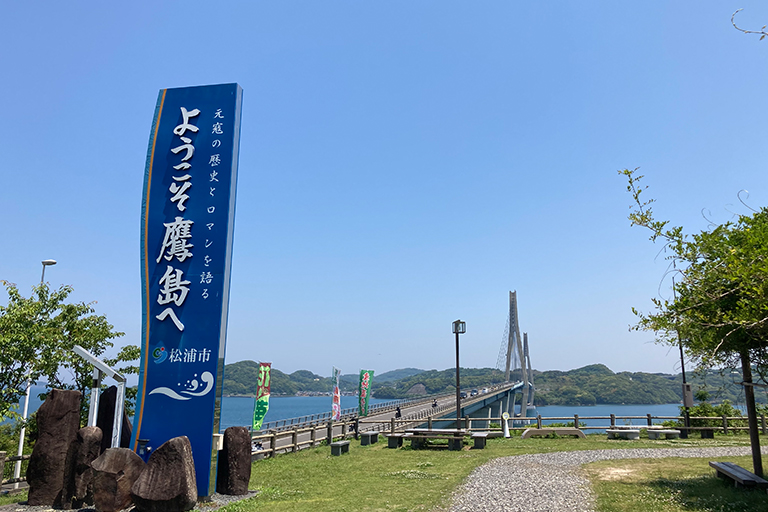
xmin=132 ymin=83 xmax=242 ymax=497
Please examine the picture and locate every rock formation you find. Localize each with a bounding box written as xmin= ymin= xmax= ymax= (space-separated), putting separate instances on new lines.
xmin=59 ymin=426 xmax=102 ymax=509
xmin=26 ymin=389 xmax=81 ymax=506
xmin=131 ymin=436 xmax=197 ymax=512
xmin=91 ymin=447 xmax=146 ymax=512
xmin=216 ymin=427 xmax=251 ymax=495
xmin=96 ymin=385 xmax=133 ymax=452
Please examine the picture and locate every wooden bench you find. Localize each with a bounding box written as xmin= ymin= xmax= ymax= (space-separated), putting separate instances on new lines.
xmin=710 ymin=461 xmax=768 ymax=489
xmin=606 ymin=429 xmax=640 ymax=440
xmin=384 ymin=433 xmax=404 ymax=448
xmin=521 ymin=428 xmax=586 ymax=439
xmin=330 ymin=440 xmax=350 ymax=456
xmin=647 ymin=429 xmax=680 ymax=440
xmin=471 ymin=432 xmax=489 ymax=449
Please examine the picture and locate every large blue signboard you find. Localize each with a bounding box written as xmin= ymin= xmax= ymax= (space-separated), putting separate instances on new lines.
xmin=132 ymin=83 xmax=242 ymax=497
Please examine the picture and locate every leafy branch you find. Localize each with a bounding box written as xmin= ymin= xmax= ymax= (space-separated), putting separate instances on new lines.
xmin=732 ymin=8 xmax=768 ymax=41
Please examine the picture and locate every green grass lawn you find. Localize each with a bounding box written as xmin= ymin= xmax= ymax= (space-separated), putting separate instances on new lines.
xmin=584 ymin=455 xmax=768 ymax=512
xmin=227 ymin=435 xmax=757 ymax=512
xmin=0 ymin=490 xmax=27 ymax=506
xmin=1 ymin=434 xmax=763 ymax=512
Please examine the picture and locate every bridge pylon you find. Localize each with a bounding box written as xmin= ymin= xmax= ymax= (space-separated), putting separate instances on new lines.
xmin=496 ymin=291 xmax=534 ymax=419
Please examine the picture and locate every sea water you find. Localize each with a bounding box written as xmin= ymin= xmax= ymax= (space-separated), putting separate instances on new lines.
xmin=10 ymin=387 xmax=718 ymax=433
xmin=532 ymin=403 xmax=685 ymax=432
xmin=219 ymin=395 xmax=388 ymax=430
xmin=220 ymin=399 xmax=690 ymax=431
xmin=4 ymin=390 xmax=386 ymax=430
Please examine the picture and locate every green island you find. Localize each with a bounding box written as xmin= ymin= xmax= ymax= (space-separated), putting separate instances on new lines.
xmin=222 ymin=360 xmax=766 ymax=406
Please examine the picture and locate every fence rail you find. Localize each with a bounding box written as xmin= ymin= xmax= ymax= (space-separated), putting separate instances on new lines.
xmin=246 ymin=412 xmax=768 ymax=459
xmin=1 ymin=452 xmax=30 ymax=494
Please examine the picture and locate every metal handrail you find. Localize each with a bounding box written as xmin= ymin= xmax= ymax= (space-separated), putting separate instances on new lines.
xmin=251 ymin=382 xmax=515 ymax=433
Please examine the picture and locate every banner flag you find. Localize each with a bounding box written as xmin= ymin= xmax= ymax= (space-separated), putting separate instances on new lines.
xmin=252 ymin=363 xmax=272 ymax=431
xmin=331 ymin=367 xmax=341 ymax=421
xmin=132 ymin=83 xmax=243 ymax=497
xmin=358 ymin=369 xmax=374 ymax=417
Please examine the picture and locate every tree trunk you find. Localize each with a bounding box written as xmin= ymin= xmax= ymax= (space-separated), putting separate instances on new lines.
xmin=741 ymin=350 xmax=763 ymax=477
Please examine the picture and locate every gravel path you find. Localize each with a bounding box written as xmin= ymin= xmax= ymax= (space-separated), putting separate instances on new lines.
xmin=442 ymin=446 xmax=767 ymax=512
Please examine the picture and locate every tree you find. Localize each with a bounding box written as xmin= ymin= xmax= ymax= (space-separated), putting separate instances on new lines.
xmin=0 ymin=282 xmax=72 ymax=420
xmin=620 ymin=168 xmax=768 ymax=475
xmin=0 ymin=281 xmax=138 ymax=424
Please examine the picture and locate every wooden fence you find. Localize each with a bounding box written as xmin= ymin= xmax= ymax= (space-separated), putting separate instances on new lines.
xmin=1 ymin=451 xmax=31 ymax=494
xmin=247 ymin=412 xmax=768 ymax=459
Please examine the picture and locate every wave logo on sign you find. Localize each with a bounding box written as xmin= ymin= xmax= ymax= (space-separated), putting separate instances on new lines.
xmin=152 ymin=346 xmax=167 ymax=364
xmin=149 ymin=372 xmax=214 ymax=401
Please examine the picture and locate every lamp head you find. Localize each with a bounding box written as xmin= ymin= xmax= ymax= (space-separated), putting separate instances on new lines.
xmin=42 ymin=259 xmax=57 ymax=266
xmin=452 ymin=320 xmax=466 ymax=334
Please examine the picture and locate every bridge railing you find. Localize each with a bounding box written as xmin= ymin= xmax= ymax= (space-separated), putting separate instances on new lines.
xmin=255 ymin=397 xmax=414 ymax=433
xmin=253 ymin=381 xmax=517 ymax=434
xmin=254 ymin=391 xmax=463 ymax=434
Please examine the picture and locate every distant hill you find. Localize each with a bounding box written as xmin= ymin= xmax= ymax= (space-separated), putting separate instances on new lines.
xmin=376 ymin=368 xmax=425 ymax=382
xmin=221 ymin=361 xmax=768 ymax=405
xmin=371 ymin=368 xmax=506 ymax=399
xmin=532 ymin=365 xmax=766 ymax=406
xmin=533 ymin=367 xmax=680 ymax=405
xmin=222 ymin=361 xmax=358 ymax=396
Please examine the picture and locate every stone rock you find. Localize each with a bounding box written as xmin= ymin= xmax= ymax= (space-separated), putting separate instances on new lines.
xmin=216 ymin=427 xmax=251 ymax=495
xmin=91 ymin=448 xmax=146 ymax=512
xmin=26 ymin=389 xmax=82 ymax=506
xmin=131 ymin=436 xmax=197 ymax=512
xmin=59 ymin=426 xmax=102 ymax=509
xmin=96 ymin=385 xmax=133 ymax=452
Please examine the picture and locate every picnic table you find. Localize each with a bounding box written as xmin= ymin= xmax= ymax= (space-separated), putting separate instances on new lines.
xmin=404 ymin=428 xmax=466 ymax=450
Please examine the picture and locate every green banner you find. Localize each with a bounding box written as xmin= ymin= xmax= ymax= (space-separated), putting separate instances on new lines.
xmin=252 ymin=363 xmax=271 ymax=431
xmin=252 ymin=395 xmax=270 ymax=431
xmin=358 ymin=369 xmax=374 ymax=417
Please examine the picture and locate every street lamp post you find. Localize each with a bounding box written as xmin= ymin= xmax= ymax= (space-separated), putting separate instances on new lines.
xmin=452 ymin=320 xmax=466 ymax=429
xmin=40 ymin=259 xmax=56 ymax=283
xmin=14 ymin=259 xmax=57 ymax=487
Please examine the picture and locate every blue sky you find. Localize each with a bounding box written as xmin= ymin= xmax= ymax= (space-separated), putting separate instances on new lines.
xmin=2 ymin=2 xmax=767 ymax=379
